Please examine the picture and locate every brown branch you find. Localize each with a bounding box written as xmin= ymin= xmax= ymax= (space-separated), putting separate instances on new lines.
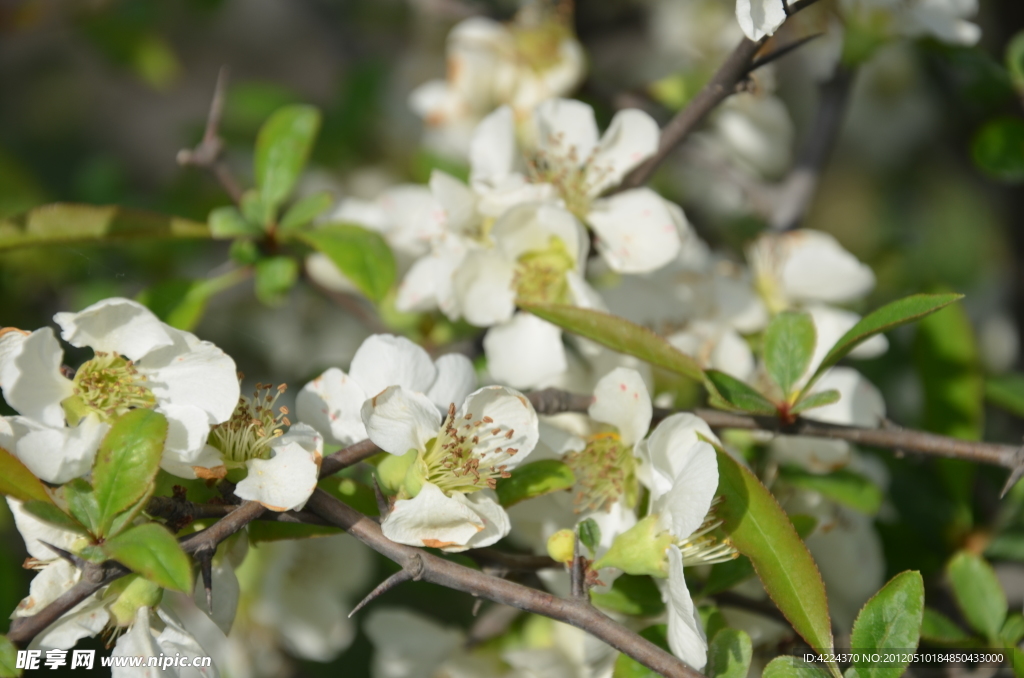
xmin=304 ymin=489 xmax=703 ymax=678
xmin=177 ymin=66 xmax=243 ymax=204
xmin=769 ymin=66 xmax=856 ymax=230
xmin=321 ymin=438 xmax=381 ymax=477
xmin=616 ymin=0 xmax=824 ymax=192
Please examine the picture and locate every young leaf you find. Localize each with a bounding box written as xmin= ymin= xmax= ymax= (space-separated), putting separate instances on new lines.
xmin=763 ymin=657 xmax=832 ymax=678
xmin=780 ymin=467 xmax=883 ymax=515
xmin=0 ymin=635 xmax=19 ymax=678
xmin=21 ymin=501 xmax=89 ymax=535
xmin=578 ymin=517 xmax=601 ymax=553
xmin=714 ymin=446 xmax=836 ymax=659
xmin=0 ymin=446 xmax=54 ymax=505
xmin=0 ymin=204 xmax=209 ymax=252
xmin=63 ymin=479 xmax=101 ymax=535
xmin=299 ymin=224 xmax=397 ymax=302
xmin=208 ymin=205 xmax=262 ymax=239
xmin=1001 ymin=613 xmax=1024 ymax=645
xmin=704 ymin=370 xmax=777 ymax=415
xmin=920 ymin=607 xmax=973 ymax=645
xmin=254 ymin=104 xmax=322 ymax=210
xmin=707 ymin=628 xmax=752 ymax=678
xmin=106 ymin=487 xmax=155 ymax=539
xmin=590 ymin=574 xmax=665 ymax=616
xmin=254 ymin=255 xmax=299 ymax=306
xmin=102 ymin=523 xmax=192 ymax=593
xmin=91 ymin=409 xmax=167 ymax=538
xmin=846 ymin=571 xmax=924 ymax=678
xmin=790 ymin=389 xmax=841 ymax=415
xmin=495 ymin=459 xmax=575 ymax=507
xmin=803 ymin=293 xmax=963 ymax=393
xmin=240 ymin=189 xmax=273 ymax=228
xmin=947 ymin=551 xmax=1007 ymax=641
xmin=279 ymin=191 xmax=333 ymax=232
xmin=764 ymin=311 xmax=817 ymax=398
xmin=521 ymin=303 xmax=704 ymax=381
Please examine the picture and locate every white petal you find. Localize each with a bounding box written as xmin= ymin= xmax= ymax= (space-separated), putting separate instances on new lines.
xmin=665 ymin=545 xmax=708 ymax=669
xmin=534 ymin=98 xmax=599 ymax=164
xmin=454 ymin=491 xmax=511 ymax=550
xmin=160 ymin=403 xmax=215 ymax=466
xmin=426 ymin=354 xmax=477 ymax=411
xmin=709 ymin=329 xmax=756 ymax=382
xmin=588 ymin=189 xmax=682 ymax=274
xmin=378 ymin=185 xmax=446 ymax=257
xmin=13 ymin=415 xmax=108 ymax=485
xmin=364 ymin=608 xmax=463 ymax=678
xmin=55 ymin=298 xmax=174 ymax=361
xmin=803 ymin=367 xmax=885 ymax=427
xmin=493 ymin=203 xmax=586 ymax=266
xmin=735 ymin=0 xmax=788 ymax=41
xmin=458 ymin=385 xmax=539 ymax=471
xmin=297 ymin=368 xmax=369 ymax=446
xmin=350 ymin=334 xmax=438 ymax=399
xmin=7 ymin=498 xmax=80 ymax=560
xmin=589 ymin=367 xmax=652 ymax=447
xmin=112 ymin=608 xmax=161 ymax=678
xmin=430 ymin=171 xmax=478 ymax=235
xmin=0 ymin=328 xmax=73 ymax=427
xmin=234 ymin=424 xmax=323 ymax=512
xmin=470 ymin=106 xmax=517 ymax=190
xmin=452 ymin=250 xmax=517 ymax=326
xmin=654 ymin=441 xmax=719 ymax=541
xmin=154 ymin=607 xmax=219 ymax=678
xmin=361 ymin=386 xmax=441 ymax=456
xmin=396 ymin=239 xmax=467 ymax=318
xmin=641 ymin=413 xmax=719 ymax=506
xmin=381 ymin=482 xmax=486 ymax=551
xmin=483 ymin=314 xmax=567 ymax=390
xmin=587 ymin=109 xmax=660 ymax=196
xmin=161 ymin=444 xmax=223 ymax=480
xmin=30 ymin=594 xmax=108 ymax=651
xmin=20 ymin=558 xmax=80 ymax=616
xmin=778 ymin=231 xmax=875 ymax=305
xmin=137 ymin=327 xmax=239 ymax=424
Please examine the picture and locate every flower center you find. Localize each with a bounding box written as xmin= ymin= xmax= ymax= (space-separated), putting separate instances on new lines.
xmin=62 ymin=352 xmax=156 ymax=425
xmin=419 ymin=403 xmax=519 ymax=496
xmin=208 ymin=381 xmax=290 ymax=465
xmin=514 ymin=236 xmax=575 ymax=305
xmin=564 ymin=431 xmax=638 ymax=513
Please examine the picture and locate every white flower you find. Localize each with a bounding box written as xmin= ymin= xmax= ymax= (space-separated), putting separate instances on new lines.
xmin=297 ymin=333 xmax=476 ymax=447
xmin=111 ymin=606 xmax=219 ymax=678
xmin=735 ymin=0 xmax=788 ymax=41
xmin=233 ymin=423 xmax=323 ymax=512
xmin=483 ymin=312 xmax=569 ymax=390
xmin=0 ymin=298 xmax=239 ymax=483
xmin=364 ymin=385 xmax=539 ymax=552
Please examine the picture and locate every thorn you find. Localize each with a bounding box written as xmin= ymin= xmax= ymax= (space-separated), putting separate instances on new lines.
xmin=1001 ymin=446 xmax=1024 ymax=498
xmin=39 ymin=541 xmax=88 ymax=570
xmin=373 ymin=478 xmax=391 ymax=518
xmin=197 ymin=549 xmax=214 ymax=613
xmin=348 ymin=557 xmax=419 ymax=622
xmin=472 ymin=598 xmax=484 ymax=616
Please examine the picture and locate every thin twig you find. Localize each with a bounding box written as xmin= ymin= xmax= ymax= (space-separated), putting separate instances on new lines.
xmin=615 ymin=0 xmax=824 ymax=192
xmin=177 ymin=66 xmax=243 ymax=203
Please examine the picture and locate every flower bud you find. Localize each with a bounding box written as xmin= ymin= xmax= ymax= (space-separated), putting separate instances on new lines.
xmin=546 ymin=529 xmax=576 ymax=564
xmin=108 ymin=575 xmax=163 ymax=627
xmin=592 ymin=515 xmax=672 ymax=577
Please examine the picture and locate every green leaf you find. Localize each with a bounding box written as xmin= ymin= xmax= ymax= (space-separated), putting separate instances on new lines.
xmin=106 ymin=487 xmax=155 ymax=539
xmin=579 ymin=518 xmax=601 ymax=553
xmin=846 ymin=571 xmax=924 ymax=678
xmin=208 ymin=205 xmax=263 ymax=239
xmin=21 ymin=501 xmax=89 ymax=535
xmin=0 ymin=446 xmax=54 ymax=505
xmin=701 ymin=556 xmax=755 ymax=597
xmin=63 ymin=479 xmax=101 ymax=535
xmin=254 ymin=255 xmax=299 ymax=305
xmin=781 ymin=467 xmax=883 ymax=515
xmin=707 ymin=628 xmax=752 ymax=678
xmin=298 ymin=224 xmax=396 ymax=302
xmin=1012 ymin=648 xmax=1024 ymax=678
xmin=92 ymin=410 xmax=167 ymax=538
xmin=764 ymin=312 xmax=817 ymax=398
xmin=0 ymin=203 xmax=209 ymax=251
xmin=0 ymin=635 xmax=19 ymax=678
xmin=791 ymin=390 xmax=841 ymax=415
xmin=803 ymin=293 xmax=963 ymax=394
xmin=972 ymin=118 xmax=1024 ymax=183
xmin=985 ymin=373 xmax=1024 ymax=418
xmin=590 ymin=574 xmax=665 ymax=616
xmin=254 ymin=104 xmax=322 ymax=210
xmin=279 ymin=191 xmax=333 ymax=232
xmin=240 ymin=190 xmax=273 ymax=228
xmin=704 ymin=370 xmax=777 ymax=415
xmin=714 ymin=446 xmax=835 ymax=657
xmin=102 ymin=523 xmax=192 ymax=593
xmin=763 ymin=657 xmax=832 ymax=678
xmin=947 ymin=551 xmax=1006 ymax=641
xmin=1001 ymin=613 xmax=1024 ymax=645
xmin=521 ymin=303 xmax=704 ymax=381
xmin=612 ymin=625 xmax=669 ymax=678
xmin=920 ymin=607 xmax=973 ymax=645
xmin=495 ymin=460 xmax=575 ymax=507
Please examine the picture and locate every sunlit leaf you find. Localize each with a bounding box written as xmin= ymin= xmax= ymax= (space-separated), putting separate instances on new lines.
xmin=947 ymin=551 xmax=1006 ymax=641
xmin=790 ymin=390 xmax=841 ymax=415
xmin=704 ymin=370 xmax=777 ymax=415
xmin=764 ymin=312 xmax=816 ymax=398
xmin=495 ymin=460 xmax=575 ymax=507
xmin=208 ymin=205 xmax=262 ymax=239
xmin=846 ymin=571 xmax=924 ymax=678
xmin=299 ymin=223 xmax=396 ymax=302
xmin=578 ymin=517 xmax=601 ymax=553
xmin=63 ymin=479 xmax=101 ymax=535
xmin=254 ymin=105 xmax=322 ymax=211
xmin=521 ymin=303 xmax=704 ymax=381
xmin=92 ymin=410 xmax=167 ymax=538
xmin=707 ymin=628 xmax=752 ymax=678
xmin=102 ymin=523 xmax=192 ymax=593
xmin=279 ymin=191 xmax=333 ymax=232
xmin=21 ymin=501 xmax=89 ymax=536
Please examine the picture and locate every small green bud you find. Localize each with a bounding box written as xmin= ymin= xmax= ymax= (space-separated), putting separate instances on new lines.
xmin=547 ymin=529 xmax=576 ymax=564
xmin=376 ymin=449 xmax=418 ymax=497
xmin=109 ymin=575 xmax=163 ymax=627
xmin=592 ymin=515 xmax=673 ymax=577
